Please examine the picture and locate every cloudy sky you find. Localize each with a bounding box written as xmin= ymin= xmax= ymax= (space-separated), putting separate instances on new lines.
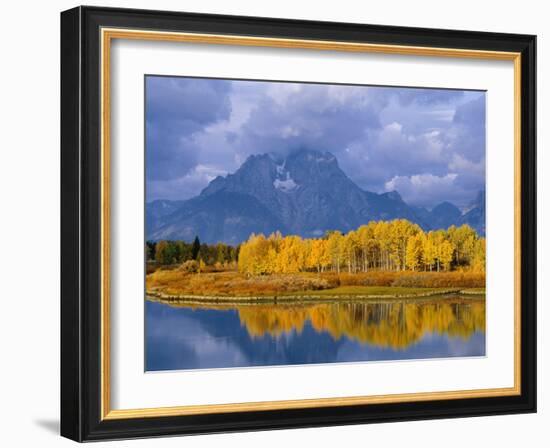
xmin=145 ymin=76 xmax=485 ymax=209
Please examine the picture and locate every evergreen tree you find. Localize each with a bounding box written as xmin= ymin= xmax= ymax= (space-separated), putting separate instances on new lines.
xmin=191 ymin=236 xmax=201 ymax=260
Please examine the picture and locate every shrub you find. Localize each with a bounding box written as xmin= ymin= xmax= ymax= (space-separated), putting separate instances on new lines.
xmin=179 ymin=260 xmax=199 ymax=273
xmin=333 ymin=271 xmax=485 ymax=288
xmin=146 ymin=267 xmax=485 ymax=298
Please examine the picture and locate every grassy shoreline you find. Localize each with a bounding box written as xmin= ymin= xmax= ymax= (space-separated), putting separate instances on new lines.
xmin=147 ymin=268 xmax=485 ymax=299
xmin=146 ymin=285 xmax=485 ymax=305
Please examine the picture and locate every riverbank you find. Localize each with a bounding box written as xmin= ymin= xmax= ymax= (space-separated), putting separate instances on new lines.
xmin=146 ymin=268 xmax=485 ymax=300
xmin=146 ymin=285 xmax=485 ymax=305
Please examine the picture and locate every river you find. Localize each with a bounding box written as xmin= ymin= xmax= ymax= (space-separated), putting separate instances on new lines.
xmin=145 ymin=294 xmax=485 ymax=371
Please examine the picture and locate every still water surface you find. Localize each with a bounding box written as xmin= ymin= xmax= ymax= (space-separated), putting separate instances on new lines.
xmin=146 ymin=295 xmax=485 ymax=371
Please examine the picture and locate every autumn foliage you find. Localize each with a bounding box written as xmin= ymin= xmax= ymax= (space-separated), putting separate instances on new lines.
xmin=146 ymin=268 xmax=484 ymax=298
xmin=156 ymin=298 xmax=485 ymax=348
xmin=236 ymin=299 xmax=486 ymax=346
xmin=238 ymin=220 xmax=485 ymax=276
xmin=146 ymin=220 xmax=485 ymax=298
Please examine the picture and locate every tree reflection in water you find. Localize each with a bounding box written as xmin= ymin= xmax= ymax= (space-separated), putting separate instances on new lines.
xmin=165 ymin=296 xmax=485 ymax=350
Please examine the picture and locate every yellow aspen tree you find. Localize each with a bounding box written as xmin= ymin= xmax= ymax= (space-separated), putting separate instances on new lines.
xmin=341 ymin=230 xmax=359 ymax=273
xmin=471 ymin=238 xmax=486 ymax=272
xmin=405 ymin=233 xmax=424 ymax=271
xmin=439 ymin=239 xmax=454 ymax=271
xmin=356 ymin=225 xmax=372 ymax=272
xmin=237 ymin=236 xmax=252 ymax=274
xmin=423 ymin=232 xmax=436 ymax=271
xmin=198 ymin=258 xmax=206 ymax=274
xmin=308 ymin=239 xmax=324 ymax=273
xmin=448 ymin=224 xmax=477 ymax=266
xmin=275 ymin=236 xmax=304 ymax=273
xmin=374 ymin=221 xmax=391 ymax=270
xmin=327 ymin=231 xmax=343 ymax=273
xmin=318 ymin=238 xmax=331 ymax=272
xmin=253 ymin=234 xmax=271 ymax=274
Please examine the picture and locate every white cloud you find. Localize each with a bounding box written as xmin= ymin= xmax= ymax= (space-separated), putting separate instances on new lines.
xmin=385 ymin=173 xmax=463 ymax=208
xmin=384 ymin=121 xmax=402 ymax=132
xmin=423 ymin=109 xmax=455 ymax=122
xmin=448 ymin=153 xmax=485 ymax=174
xmin=147 ymin=77 xmax=485 ymax=207
xmin=386 ymin=173 xmax=457 ymax=191
xmin=148 ymin=164 xmax=228 ymax=201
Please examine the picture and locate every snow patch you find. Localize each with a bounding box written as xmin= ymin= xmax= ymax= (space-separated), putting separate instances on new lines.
xmin=273 ymin=171 xmax=298 ymax=192
xmin=317 ymin=155 xmax=333 ymax=163
xmin=275 ymin=158 xmax=287 ymax=175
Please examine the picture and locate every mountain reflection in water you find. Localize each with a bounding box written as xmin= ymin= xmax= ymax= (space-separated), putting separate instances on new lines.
xmin=145 ymin=295 xmax=485 ymax=371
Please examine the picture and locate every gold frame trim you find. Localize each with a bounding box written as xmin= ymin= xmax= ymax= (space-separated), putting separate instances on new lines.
xmin=100 ymin=28 xmax=522 ymax=421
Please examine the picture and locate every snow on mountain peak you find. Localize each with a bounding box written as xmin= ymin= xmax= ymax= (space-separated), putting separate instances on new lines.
xmin=273 ymin=170 xmax=298 ymax=192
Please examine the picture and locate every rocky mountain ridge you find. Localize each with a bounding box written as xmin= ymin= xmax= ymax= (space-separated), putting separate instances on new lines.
xmin=147 ymin=149 xmax=485 ymax=244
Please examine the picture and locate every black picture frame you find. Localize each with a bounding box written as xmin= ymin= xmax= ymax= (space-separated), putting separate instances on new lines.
xmin=61 ymin=5 xmax=536 ymax=442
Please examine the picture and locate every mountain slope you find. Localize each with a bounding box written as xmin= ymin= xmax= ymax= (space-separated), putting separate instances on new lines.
xmin=199 ymin=150 xmax=425 ymax=238
xmin=148 ymin=191 xmax=288 ymax=245
xmin=459 ymin=191 xmax=486 ymax=236
xmin=146 ymin=199 xmax=185 ymax=236
xmin=429 ymin=202 xmax=463 ymax=230
xmin=146 ymin=149 xmax=485 ymax=243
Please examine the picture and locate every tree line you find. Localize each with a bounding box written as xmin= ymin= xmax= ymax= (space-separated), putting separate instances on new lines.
xmin=146 ymin=236 xmax=239 ymax=267
xmin=237 ymin=220 xmax=485 ymax=276
xmin=147 ymin=220 xmax=485 ymax=276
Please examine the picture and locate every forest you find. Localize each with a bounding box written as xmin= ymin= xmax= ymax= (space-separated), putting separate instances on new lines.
xmin=145 ymin=220 xmax=485 ymax=300
xmin=147 ymin=220 xmax=485 ymax=273
xmin=237 ymin=220 xmax=485 ymax=276
xmin=146 ymin=237 xmax=239 ymax=271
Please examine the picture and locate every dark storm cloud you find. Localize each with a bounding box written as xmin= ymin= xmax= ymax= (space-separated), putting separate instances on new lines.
xmin=394 ymin=87 xmax=464 ymax=106
xmin=448 ymin=95 xmax=486 ymax=161
xmin=145 ymin=77 xmax=232 ymax=181
xmin=232 ymin=83 xmax=385 ymax=158
xmin=146 ymin=77 xmax=485 ymax=208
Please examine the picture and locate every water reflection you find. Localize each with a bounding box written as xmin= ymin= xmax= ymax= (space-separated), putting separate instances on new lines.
xmin=145 ymin=295 xmax=485 ymax=371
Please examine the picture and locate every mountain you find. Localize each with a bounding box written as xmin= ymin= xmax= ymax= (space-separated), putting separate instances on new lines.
xmin=146 ymin=149 xmax=485 ymax=243
xmin=410 ymin=196 xmax=485 ymax=237
xmin=459 ymin=190 xmax=486 ymax=236
xmin=199 ymin=150 xmax=426 ymax=238
xmin=147 ymin=191 xmax=287 ymax=246
xmin=145 ymin=199 xmax=185 ymax=236
xmin=427 ymin=201 xmax=463 ymax=230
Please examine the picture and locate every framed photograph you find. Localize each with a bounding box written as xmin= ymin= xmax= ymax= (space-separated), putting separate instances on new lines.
xmin=60 ymin=6 xmax=536 ymax=441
